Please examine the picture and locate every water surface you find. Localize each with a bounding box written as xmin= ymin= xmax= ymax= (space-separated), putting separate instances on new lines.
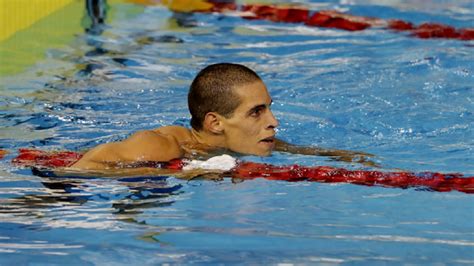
xmin=0 ymin=0 xmax=473 ymax=264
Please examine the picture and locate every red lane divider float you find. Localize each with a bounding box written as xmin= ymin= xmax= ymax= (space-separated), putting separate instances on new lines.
xmin=197 ymin=3 xmax=474 ymax=41
xmin=234 ymin=162 xmax=474 ymax=194
xmin=8 ymin=149 xmax=474 ymax=194
xmin=12 ymin=148 xmax=83 ymax=168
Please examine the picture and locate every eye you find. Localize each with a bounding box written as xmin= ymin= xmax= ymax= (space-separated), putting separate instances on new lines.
xmin=249 ymin=107 xmax=264 ymax=117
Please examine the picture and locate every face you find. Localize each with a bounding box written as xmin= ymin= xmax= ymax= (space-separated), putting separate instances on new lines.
xmin=220 ymin=80 xmax=279 ymax=156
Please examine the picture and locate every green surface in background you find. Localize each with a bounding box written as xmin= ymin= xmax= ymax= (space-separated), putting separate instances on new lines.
xmin=0 ymin=0 xmax=145 ymax=77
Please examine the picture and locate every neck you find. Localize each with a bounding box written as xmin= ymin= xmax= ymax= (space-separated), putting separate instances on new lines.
xmin=190 ymin=128 xmax=227 ymax=149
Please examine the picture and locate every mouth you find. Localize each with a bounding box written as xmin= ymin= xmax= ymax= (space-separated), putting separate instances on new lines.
xmin=259 ymin=136 xmax=275 ymax=145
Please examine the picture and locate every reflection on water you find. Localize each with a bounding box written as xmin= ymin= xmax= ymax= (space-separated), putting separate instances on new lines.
xmin=0 ymin=171 xmax=184 ymax=232
xmin=85 ymin=0 xmax=107 ymax=35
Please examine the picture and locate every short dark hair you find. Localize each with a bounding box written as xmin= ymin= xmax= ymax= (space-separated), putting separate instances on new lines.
xmin=188 ymin=63 xmax=261 ymax=131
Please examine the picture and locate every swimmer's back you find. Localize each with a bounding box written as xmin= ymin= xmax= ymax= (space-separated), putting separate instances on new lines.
xmin=72 ymin=125 xmax=193 ymax=170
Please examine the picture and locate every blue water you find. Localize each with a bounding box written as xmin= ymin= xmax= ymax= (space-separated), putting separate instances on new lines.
xmin=1 ymin=0 xmax=473 ymax=264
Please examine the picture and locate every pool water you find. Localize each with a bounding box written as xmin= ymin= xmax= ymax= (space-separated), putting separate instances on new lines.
xmin=1 ymin=0 xmax=473 ymax=264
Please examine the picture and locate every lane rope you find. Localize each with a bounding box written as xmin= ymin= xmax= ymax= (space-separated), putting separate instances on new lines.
xmin=7 ymin=148 xmax=474 ymax=194
xmin=185 ymin=2 xmax=474 ymax=41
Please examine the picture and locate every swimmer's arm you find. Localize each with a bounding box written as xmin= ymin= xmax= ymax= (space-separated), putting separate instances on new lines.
xmin=71 ymin=130 xmax=183 ymax=170
xmin=54 ymin=166 xmax=222 ymax=181
xmin=274 ymin=139 xmax=379 ymax=167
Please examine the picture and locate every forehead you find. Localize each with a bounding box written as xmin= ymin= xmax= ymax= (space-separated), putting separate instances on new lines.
xmin=233 ymin=81 xmax=271 ymax=109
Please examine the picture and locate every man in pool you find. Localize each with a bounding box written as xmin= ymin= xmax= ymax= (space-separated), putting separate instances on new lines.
xmin=72 ymin=63 xmax=371 ymax=170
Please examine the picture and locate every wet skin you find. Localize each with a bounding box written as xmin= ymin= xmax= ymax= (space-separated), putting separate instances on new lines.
xmin=71 ymin=80 xmax=279 ymax=170
xmin=71 ymin=79 xmax=374 ymax=170
xmin=216 ymin=80 xmax=278 ymax=156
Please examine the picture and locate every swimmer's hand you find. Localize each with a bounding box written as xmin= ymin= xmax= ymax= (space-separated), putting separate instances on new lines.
xmin=329 ymin=153 xmax=380 ymax=168
xmin=274 ymin=139 xmax=380 ymax=168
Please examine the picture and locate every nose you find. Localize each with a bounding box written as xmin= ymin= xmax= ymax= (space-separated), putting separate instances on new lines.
xmin=266 ymin=109 xmax=279 ymax=129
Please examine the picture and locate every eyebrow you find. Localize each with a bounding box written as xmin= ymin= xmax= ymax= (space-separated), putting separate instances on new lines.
xmin=246 ymin=100 xmax=273 ymax=116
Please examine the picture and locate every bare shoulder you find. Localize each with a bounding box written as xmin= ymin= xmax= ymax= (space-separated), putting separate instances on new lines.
xmin=124 ymin=129 xmax=183 ymax=156
xmin=127 ymin=130 xmax=173 ymax=144
xmin=152 ymin=125 xmax=192 ymax=143
xmin=71 ymin=128 xmax=187 ymax=170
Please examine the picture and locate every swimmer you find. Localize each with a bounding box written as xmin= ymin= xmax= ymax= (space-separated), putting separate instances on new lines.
xmin=72 ymin=63 xmax=373 ymax=170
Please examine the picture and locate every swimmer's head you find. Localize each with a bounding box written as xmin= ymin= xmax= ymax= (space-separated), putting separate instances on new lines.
xmin=188 ymin=63 xmax=279 ymax=156
xmin=188 ymin=63 xmax=261 ymax=131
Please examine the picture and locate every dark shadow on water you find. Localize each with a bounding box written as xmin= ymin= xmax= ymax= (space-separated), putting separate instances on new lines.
xmin=0 ymin=167 xmax=184 ymax=230
xmin=84 ymin=0 xmax=107 ymax=36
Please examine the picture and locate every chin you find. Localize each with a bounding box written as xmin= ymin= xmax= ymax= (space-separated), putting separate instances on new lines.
xmin=254 ymin=149 xmax=272 ymax=157
xmin=232 ymin=145 xmax=273 ymax=156
xmin=236 ymin=149 xmax=271 ymax=157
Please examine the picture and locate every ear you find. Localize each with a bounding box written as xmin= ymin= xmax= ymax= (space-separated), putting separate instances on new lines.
xmin=203 ymin=112 xmax=224 ymax=134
